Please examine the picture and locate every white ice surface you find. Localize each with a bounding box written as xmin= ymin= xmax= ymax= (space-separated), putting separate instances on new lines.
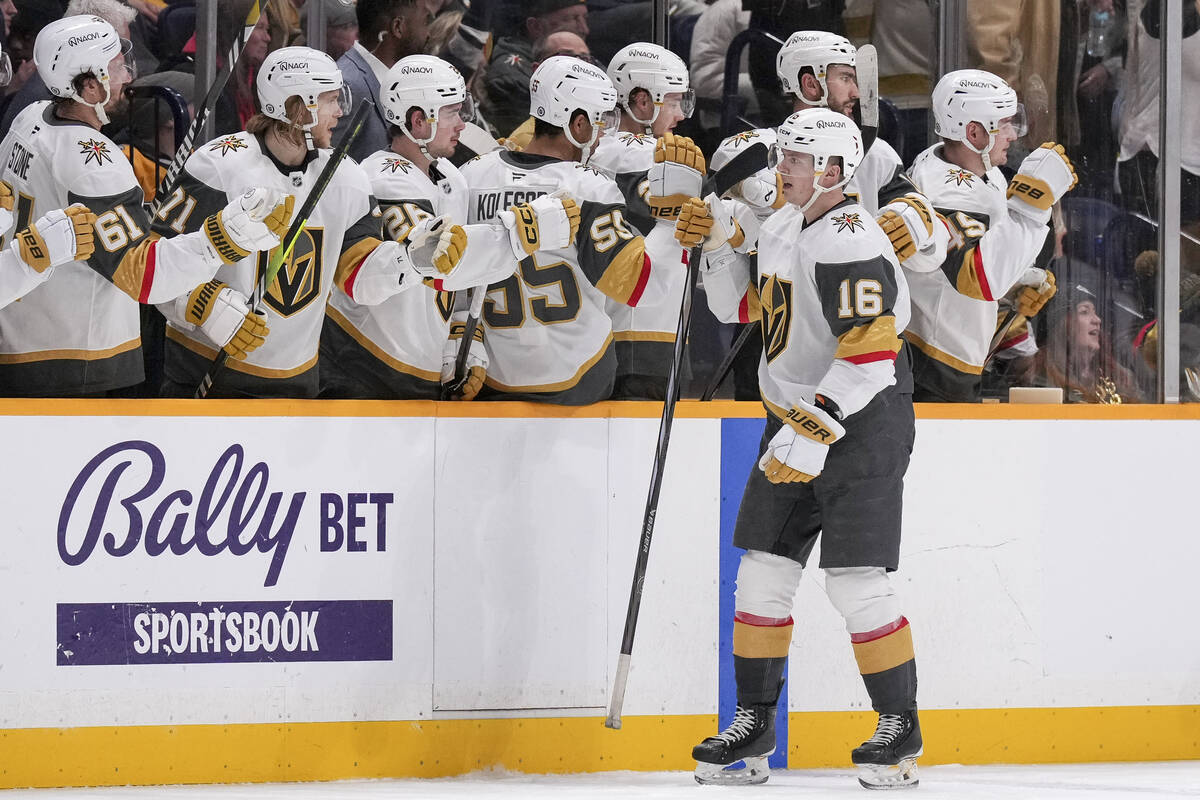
xmin=3 ymin=763 xmax=1200 ymax=799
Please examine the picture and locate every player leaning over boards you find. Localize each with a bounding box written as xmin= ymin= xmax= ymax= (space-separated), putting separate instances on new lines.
xmin=459 ymin=56 xmax=657 ymax=405
xmin=678 ymin=110 xmax=922 ymax=790
xmin=777 ymin=32 xmax=946 ymax=274
xmin=321 ymin=55 xmax=579 ymax=400
xmin=904 ymin=70 xmax=1074 ymax=401
xmin=587 ymin=43 xmax=704 ymax=400
xmin=156 ymin=46 xmax=466 ymax=399
xmin=0 ymin=16 xmax=289 ymax=397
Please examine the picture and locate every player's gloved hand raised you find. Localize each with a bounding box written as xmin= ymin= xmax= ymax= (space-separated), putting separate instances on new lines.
xmin=1007 ymin=143 xmax=1078 ymax=224
xmin=1015 ymin=267 xmax=1056 ymax=317
xmin=204 ymin=188 xmax=295 ymax=264
xmin=499 ymin=192 xmax=581 ymax=258
xmin=877 ymin=193 xmax=936 ymax=262
xmin=0 ymin=179 xmax=13 ymax=235
xmin=441 ymin=319 xmax=488 ymax=401
xmin=648 ymin=132 xmax=706 ymax=220
xmin=408 ymin=215 xmax=468 ymax=277
xmin=178 ymin=279 xmax=269 ymax=360
xmin=12 ymin=204 xmax=98 ymax=273
xmin=676 ymin=193 xmax=743 ymax=251
xmin=758 ymin=398 xmax=845 ymax=484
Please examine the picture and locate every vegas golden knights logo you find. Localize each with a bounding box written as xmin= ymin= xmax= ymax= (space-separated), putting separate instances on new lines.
xmin=435 ymin=289 xmax=454 ymax=321
xmin=759 ymin=274 xmax=793 ymax=363
xmin=257 ymin=228 xmax=324 ymax=318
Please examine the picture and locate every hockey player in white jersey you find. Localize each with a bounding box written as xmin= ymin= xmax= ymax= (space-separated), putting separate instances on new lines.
xmin=0 ymin=16 xmax=290 ymax=396
xmin=905 ymin=69 xmax=1073 ymax=401
xmin=678 ymin=109 xmax=922 ymax=790
xmin=587 ymin=42 xmax=704 ymax=399
xmin=776 ymin=31 xmax=946 ymax=273
xmin=321 ymin=55 xmax=580 ymax=400
xmin=156 ymin=46 xmax=467 ymax=398
xmin=459 ymin=56 xmax=658 ymax=404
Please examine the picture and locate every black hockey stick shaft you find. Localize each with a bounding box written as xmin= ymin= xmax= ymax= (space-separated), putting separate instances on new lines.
xmin=986 ymin=308 xmax=1018 ymax=364
xmin=606 ymin=244 xmax=700 ymax=730
xmin=195 ymin=101 xmax=373 ymax=398
xmin=151 ymin=1 xmax=263 ymax=218
xmin=441 ymin=284 xmax=487 ymax=400
xmin=701 ymin=321 xmax=757 ymax=401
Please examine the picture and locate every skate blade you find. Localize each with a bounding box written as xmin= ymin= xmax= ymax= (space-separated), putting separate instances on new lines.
xmin=694 ymin=755 xmax=771 ymax=785
xmin=856 ymin=757 xmax=919 ymax=790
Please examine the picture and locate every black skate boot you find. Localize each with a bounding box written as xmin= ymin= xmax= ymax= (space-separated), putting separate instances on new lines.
xmin=691 ymin=703 xmax=776 ymax=785
xmin=851 ymin=710 xmax=922 ymax=789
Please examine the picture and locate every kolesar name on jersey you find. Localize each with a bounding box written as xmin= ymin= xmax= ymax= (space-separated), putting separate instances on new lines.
xmin=471 ymin=188 xmax=548 ymax=223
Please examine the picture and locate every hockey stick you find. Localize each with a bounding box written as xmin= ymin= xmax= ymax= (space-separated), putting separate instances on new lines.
xmin=441 ymin=285 xmax=487 ymax=399
xmin=194 ymin=100 xmax=373 ymax=398
xmin=606 ymin=244 xmax=701 ymax=730
xmin=151 ymin=1 xmax=262 ymax=218
xmin=700 ymin=321 xmax=757 ymax=401
xmin=855 ymin=44 xmax=879 ymax=154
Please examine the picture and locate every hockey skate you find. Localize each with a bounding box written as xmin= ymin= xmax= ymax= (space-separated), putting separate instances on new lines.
xmin=691 ymin=703 xmax=775 ymax=785
xmin=851 ymin=710 xmax=922 ymax=789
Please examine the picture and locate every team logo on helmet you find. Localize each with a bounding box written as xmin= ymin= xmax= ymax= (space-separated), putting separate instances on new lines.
xmin=945 ymin=167 xmax=976 ymax=186
xmin=382 ymin=156 xmax=413 ymax=174
xmin=77 ymin=138 xmax=112 ymax=166
xmin=831 ymin=211 xmax=865 ymax=233
xmin=209 ymin=135 xmax=249 ymax=156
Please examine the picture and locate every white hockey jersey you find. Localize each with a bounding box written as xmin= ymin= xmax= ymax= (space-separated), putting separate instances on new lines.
xmin=903 ymin=144 xmax=1050 ymax=400
xmin=154 ymin=132 xmax=383 ymax=396
xmin=324 ymin=152 xmax=518 ymax=392
xmin=589 ymin=131 xmax=690 ymax=388
xmin=459 ymin=149 xmax=650 ymax=401
xmin=704 ymin=198 xmax=910 ymax=419
xmin=0 ymin=102 xmax=241 ymax=395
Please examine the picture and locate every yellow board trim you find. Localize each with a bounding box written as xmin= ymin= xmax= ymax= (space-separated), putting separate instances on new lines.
xmin=0 ymin=398 xmax=1196 ymax=421
xmin=1 ymin=707 xmax=1198 ymax=788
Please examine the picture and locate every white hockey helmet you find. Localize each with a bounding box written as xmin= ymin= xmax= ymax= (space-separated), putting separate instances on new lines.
xmin=932 ymin=69 xmax=1026 ymax=171
xmin=34 ymin=15 xmax=129 ymax=124
xmin=711 ymin=129 xmax=784 ymax=212
xmin=381 ymin=55 xmax=475 ymax=155
xmin=257 ymin=46 xmax=351 ymax=145
xmin=606 ymin=42 xmax=694 ymax=129
xmin=529 ymin=55 xmax=619 ymax=162
xmin=0 ymin=41 xmax=12 ymax=87
xmin=770 ymin=108 xmax=862 ymax=212
xmin=776 ymin=31 xmax=856 ymax=107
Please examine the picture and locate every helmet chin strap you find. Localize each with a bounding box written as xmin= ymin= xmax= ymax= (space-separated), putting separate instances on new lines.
xmin=79 ymin=79 xmax=112 ymax=125
xmin=798 ymin=169 xmax=850 ymax=215
xmin=565 ymin=122 xmax=601 ymax=164
xmin=401 ymin=118 xmax=438 ymax=161
xmin=625 ymin=101 xmax=659 ymax=134
xmin=964 ymin=130 xmax=996 ymax=173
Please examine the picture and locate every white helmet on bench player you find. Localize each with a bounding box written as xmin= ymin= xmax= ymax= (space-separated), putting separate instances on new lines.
xmin=257 ymin=46 xmax=351 ymax=149
xmin=932 ymin=69 xmax=1026 ymax=172
xmin=607 ymin=42 xmax=694 ymax=130
xmin=776 ymin=31 xmax=856 ymax=108
xmin=381 ymin=55 xmax=475 ymax=158
xmin=711 ymin=129 xmax=785 ymax=215
xmin=529 ymin=55 xmax=619 ymax=163
xmin=770 ymin=107 xmax=862 ymax=213
xmin=35 ymin=15 xmax=130 ymax=124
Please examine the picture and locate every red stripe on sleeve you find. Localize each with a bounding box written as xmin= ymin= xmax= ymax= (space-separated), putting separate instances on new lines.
xmin=625 ymin=253 xmax=652 ymax=307
xmin=737 ymin=292 xmax=750 ymax=324
xmin=973 ymin=247 xmax=994 ymax=301
xmin=850 ymin=616 xmax=909 ymax=644
xmin=343 ymin=258 xmax=368 ymax=301
xmin=431 ymin=279 xmax=445 ymax=291
xmin=137 ymin=240 xmax=157 ymax=303
xmin=843 ymin=351 xmax=898 ymax=365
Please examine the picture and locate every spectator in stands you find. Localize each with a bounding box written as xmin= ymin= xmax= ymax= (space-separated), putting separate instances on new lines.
xmin=1020 ymin=282 xmax=1142 ymax=403
xmin=337 ymin=0 xmax=441 ymax=161
xmin=501 ymin=31 xmax=593 ymax=148
xmin=120 ymin=70 xmax=193 ymax=203
xmin=1117 ymin=0 xmax=1200 ymax=223
xmin=0 ymin=0 xmax=135 ymax=134
xmin=302 ymin=0 xmax=359 ymax=61
xmin=0 ymin=6 xmax=50 ymax=123
xmin=744 ymin=0 xmax=844 ymax=125
xmin=688 ymin=0 xmax=751 ymax=147
xmin=481 ymin=0 xmax=587 ymax=138
xmin=267 ymin=0 xmax=304 ymax=52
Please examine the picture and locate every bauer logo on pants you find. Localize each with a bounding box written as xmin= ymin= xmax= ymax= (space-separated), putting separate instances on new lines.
xmin=56 ymin=600 xmax=392 ymax=665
